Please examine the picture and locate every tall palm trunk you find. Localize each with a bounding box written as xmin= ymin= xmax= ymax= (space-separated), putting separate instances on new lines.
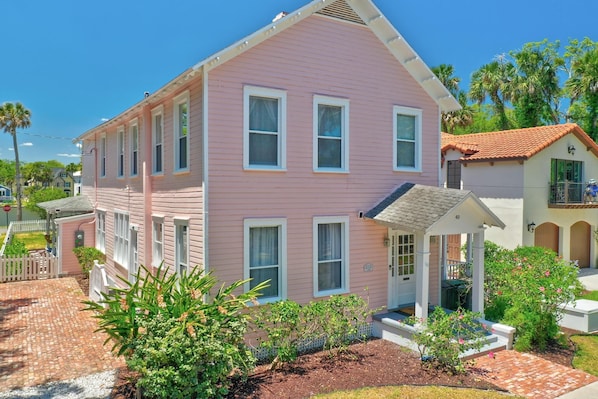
xmin=11 ymin=131 xmax=22 ymax=221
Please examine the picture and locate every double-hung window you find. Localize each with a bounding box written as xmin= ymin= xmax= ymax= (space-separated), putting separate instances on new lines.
xmin=314 ymin=96 xmax=349 ymax=172
xmin=152 ymin=216 xmax=164 ymax=267
xmin=152 ymin=106 xmax=163 ymax=174
xmin=129 ymin=121 xmax=139 ymax=177
xmin=117 ymin=128 xmax=125 ymax=178
xmin=175 ymin=219 xmax=189 ymax=276
xmin=393 ymin=106 xmax=422 ymax=171
xmin=244 ymin=86 xmax=287 ymax=170
xmin=96 ymin=210 xmax=106 ymax=252
xmin=174 ymin=92 xmax=189 ymax=172
xmin=99 ymin=135 xmax=106 ymax=177
xmin=244 ymin=218 xmax=287 ymax=303
xmin=114 ymin=211 xmax=130 ymax=268
xmin=313 ymin=216 xmax=349 ymax=296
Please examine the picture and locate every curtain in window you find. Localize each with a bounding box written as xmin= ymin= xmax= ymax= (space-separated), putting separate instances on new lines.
xmin=318 ymin=223 xmax=342 ymax=291
xmin=318 ymin=105 xmax=342 ymax=168
xmin=249 ymin=226 xmax=279 ymax=297
xmin=249 ymin=96 xmax=278 ymax=165
xmin=396 ymin=114 xmax=415 ymax=168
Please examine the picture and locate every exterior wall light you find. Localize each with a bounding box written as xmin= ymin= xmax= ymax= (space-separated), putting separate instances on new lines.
xmin=568 ymin=144 xmax=576 ymax=156
xmin=384 ymin=237 xmax=390 ymax=247
xmin=527 ymin=222 xmax=536 ymax=233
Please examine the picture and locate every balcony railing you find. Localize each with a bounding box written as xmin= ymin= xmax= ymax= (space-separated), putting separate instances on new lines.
xmin=548 ymin=182 xmax=596 ymax=205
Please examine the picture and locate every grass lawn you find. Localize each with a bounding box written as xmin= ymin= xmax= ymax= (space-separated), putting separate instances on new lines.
xmin=314 ymin=386 xmax=521 ymax=398
xmin=571 ymin=335 xmax=598 ymax=376
xmin=0 ymin=232 xmax=47 ymax=251
xmin=578 ymin=290 xmax=598 ymax=301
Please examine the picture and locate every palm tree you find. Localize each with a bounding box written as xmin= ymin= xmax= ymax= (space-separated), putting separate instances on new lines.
xmin=0 ymin=102 xmax=32 ymax=221
xmin=565 ymin=46 xmax=598 ymax=139
xmin=469 ymin=59 xmax=516 ymax=130
xmin=432 ymin=64 xmax=474 ymax=133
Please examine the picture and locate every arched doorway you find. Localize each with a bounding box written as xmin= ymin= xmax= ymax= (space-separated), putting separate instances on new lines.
xmin=534 ymin=222 xmax=559 ymax=254
xmin=570 ymin=221 xmax=591 ymax=268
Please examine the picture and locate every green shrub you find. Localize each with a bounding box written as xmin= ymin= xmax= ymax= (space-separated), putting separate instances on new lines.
xmin=84 ymin=264 xmax=268 ymax=399
xmin=4 ymin=237 xmax=28 ymax=256
xmin=410 ymin=307 xmax=487 ymax=373
xmin=485 ymin=244 xmax=583 ymax=351
xmin=73 ymin=246 xmax=106 ymax=275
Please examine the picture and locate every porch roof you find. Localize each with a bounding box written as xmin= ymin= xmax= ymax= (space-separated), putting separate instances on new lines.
xmin=365 ymin=183 xmax=505 ymax=235
xmin=37 ymin=195 xmax=94 ymax=216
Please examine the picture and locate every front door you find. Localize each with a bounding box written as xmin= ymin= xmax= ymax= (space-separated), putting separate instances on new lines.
xmin=388 ymin=231 xmax=416 ymax=310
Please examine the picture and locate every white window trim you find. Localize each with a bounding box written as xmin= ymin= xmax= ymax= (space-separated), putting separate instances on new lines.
xmin=312 ymin=216 xmax=350 ymax=297
xmin=243 ymin=218 xmax=287 ymax=304
xmin=174 ymin=218 xmax=190 ymax=277
xmin=313 ymin=95 xmax=350 ymax=173
xmin=99 ymin=134 xmax=106 ymax=178
xmin=114 ymin=210 xmax=130 ymax=268
xmin=151 ymin=105 xmax=164 ymax=175
xmin=129 ymin=119 xmax=139 ymax=177
xmin=152 ymin=216 xmax=164 ymax=268
xmin=117 ymin=127 xmax=125 ymax=178
xmin=393 ymin=105 xmax=422 ymax=172
xmin=243 ymin=86 xmax=287 ymax=171
xmin=173 ymin=91 xmax=190 ymax=173
xmin=96 ymin=210 xmax=106 ymax=252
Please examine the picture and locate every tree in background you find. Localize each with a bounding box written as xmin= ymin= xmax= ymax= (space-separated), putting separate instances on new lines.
xmin=510 ymin=40 xmax=563 ymax=127
xmin=432 ymin=64 xmax=474 ymax=133
xmin=25 ymin=187 xmax=67 ymax=219
xmin=469 ymin=58 xmax=516 ymax=131
xmin=22 ymin=161 xmax=53 ymax=187
xmin=0 ymin=160 xmax=16 ymax=190
xmin=565 ymin=38 xmax=598 ymax=140
xmin=0 ymin=102 xmax=31 ymax=221
xmin=65 ymin=162 xmax=81 ymax=173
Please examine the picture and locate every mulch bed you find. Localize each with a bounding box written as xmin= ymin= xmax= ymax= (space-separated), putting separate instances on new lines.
xmin=72 ymin=276 xmax=576 ymax=399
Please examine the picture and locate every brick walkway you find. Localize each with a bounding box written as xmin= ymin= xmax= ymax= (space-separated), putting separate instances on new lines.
xmin=474 ymin=350 xmax=598 ymax=398
xmin=0 ymin=278 xmax=124 ymax=391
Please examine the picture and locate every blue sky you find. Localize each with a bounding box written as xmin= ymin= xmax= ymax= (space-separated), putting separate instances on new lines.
xmin=1 ymin=0 xmax=596 ymax=163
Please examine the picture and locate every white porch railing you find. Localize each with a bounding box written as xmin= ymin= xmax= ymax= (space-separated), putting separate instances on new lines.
xmin=444 ymin=260 xmax=471 ymax=280
xmin=89 ymin=260 xmax=116 ymax=305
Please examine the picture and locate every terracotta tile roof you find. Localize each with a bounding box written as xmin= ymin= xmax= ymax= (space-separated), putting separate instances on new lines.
xmin=441 ymin=123 xmax=598 ymax=162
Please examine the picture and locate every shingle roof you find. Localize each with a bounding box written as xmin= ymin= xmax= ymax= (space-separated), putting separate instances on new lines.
xmin=441 ymin=123 xmax=598 ymax=162
xmin=37 ymin=195 xmax=93 ymax=215
xmin=365 ymin=183 xmax=504 ymax=233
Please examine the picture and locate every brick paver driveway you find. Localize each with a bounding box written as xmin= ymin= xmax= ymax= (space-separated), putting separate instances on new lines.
xmin=0 ymin=278 xmax=124 ymax=391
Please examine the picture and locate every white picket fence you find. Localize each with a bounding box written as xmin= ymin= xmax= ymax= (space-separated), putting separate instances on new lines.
xmin=0 ymin=219 xmax=47 ymax=256
xmin=0 ymin=251 xmax=59 ymax=282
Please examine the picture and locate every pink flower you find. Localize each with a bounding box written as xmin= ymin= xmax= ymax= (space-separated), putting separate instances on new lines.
xmin=539 ymin=286 xmax=545 ymax=292
xmin=488 ymin=351 xmax=495 ymax=359
xmin=545 ymin=270 xmax=550 ymax=277
xmin=557 ymin=288 xmax=562 ymax=294
xmin=458 ymin=314 xmax=464 ymax=320
xmin=458 ymin=338 xmax=465 ymax=345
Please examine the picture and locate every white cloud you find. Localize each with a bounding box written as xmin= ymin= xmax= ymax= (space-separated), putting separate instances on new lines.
xmin=100 ymin=117 xmax=109 ymax=122
xmin=57 ymin=153 xmax=81 ymax=158
xmin=8 ymin=148 xmax=13 ymax=151
xmin=20 ymin=142 xmax=33 ymax=147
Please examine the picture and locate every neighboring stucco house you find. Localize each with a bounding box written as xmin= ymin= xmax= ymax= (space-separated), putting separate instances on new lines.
xmin=73 ymin=0 xmax=505 ymax=321
xmin=442 ymin=123 xmax=598 ymax=268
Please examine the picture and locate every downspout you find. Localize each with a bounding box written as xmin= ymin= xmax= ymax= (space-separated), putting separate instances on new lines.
xmin=202 ymin=67 xmax=209 ymax=273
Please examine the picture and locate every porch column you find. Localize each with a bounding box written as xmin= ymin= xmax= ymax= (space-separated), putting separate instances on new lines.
xmin=415 ymin=232 xmax=430 ymax=320
xmin=471 ymin=230 xmax=485 ymax=315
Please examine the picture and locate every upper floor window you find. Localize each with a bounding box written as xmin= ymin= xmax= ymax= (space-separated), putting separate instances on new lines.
xmin=313 ymin=96 xmax=349 ymax=172
xmin=129 ymin=122 xmax=139 ymax=177
xmin=313 ymin=216 xmax=349 ymax=296
xmin=114 ymin=211 xmax=130 ymax=268
xmin=96 ymin=210 xmax=106 ymax=252
xmin=244 ymin=218 xmax=287 ymax=303
xmin=152 ymin=106 xmax=163 ymax=174
xmin=173 ymin=92 xmax=189 ymax=172
xmin=117 ymin=128 xmax=125 ymax=178
xmin=446 ymin=160 xmax=461 ymax=189
xmin=100 ymin=135 xmax=106 ymax=178
xmin=393 ymin=106 xmax=422 ymax=172
xmin=243 ymin=86 xmax=287 ymax=170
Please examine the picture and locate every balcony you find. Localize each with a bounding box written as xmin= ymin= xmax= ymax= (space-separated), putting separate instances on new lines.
xmin=549 ymin=181 xmax=598 ymax=208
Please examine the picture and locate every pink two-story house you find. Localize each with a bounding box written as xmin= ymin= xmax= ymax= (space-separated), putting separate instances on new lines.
xmin=75 ymin=0 xmax=504 ymax=322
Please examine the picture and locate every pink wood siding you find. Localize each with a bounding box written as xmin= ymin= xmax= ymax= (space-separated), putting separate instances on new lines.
xmin=206 ymin=15 xmax=440 ymax=309
xmin=58 ymin=216 xmax=96 ymax=275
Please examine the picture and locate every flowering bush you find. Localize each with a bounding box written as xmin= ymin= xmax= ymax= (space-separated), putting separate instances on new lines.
xmin=410 ymin=307 xmax=487 ymax=373
xmin=484 ymin=244 xmax=583 ymax=351
xmin=84 ymin=264 xmax=268 ymax=399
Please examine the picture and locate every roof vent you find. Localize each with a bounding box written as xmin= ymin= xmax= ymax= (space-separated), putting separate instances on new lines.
xmin=272 ymin=11 xmax=288 ymax=23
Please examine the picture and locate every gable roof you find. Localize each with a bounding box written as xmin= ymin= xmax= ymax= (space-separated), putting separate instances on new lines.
xmin=365 ymin=182 xmax=505 ymax=234
xmin=441 ymin=123 xmax=598 ymax=163
xmin=77 ymin=0 xmax=459 ymax=141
